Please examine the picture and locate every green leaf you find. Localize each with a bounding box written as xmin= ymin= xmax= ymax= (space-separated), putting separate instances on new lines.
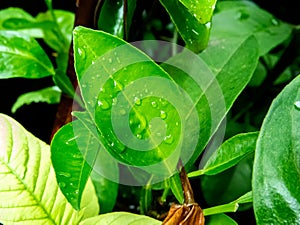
xmin=51 ymin=119 xmax=100 ymax=210
xmin=188 ymin=132 xmax=258 ymax=177
xmin=36 ymin=10 xmax=74 ymax=52
xmin=0 ymin=114 xmax=98 ymax=224
xmin=73 ymin=26 xmax=197 ymax=181
xmin=0 ymin=30 xmax=55 ymax=78
xmin=139 ymin=184 xmax=152 ymax=215
xmin=206 ymin=214 xmax=238 ymax=225
xmin=203 ymin=191 xmax=252 ymax=216
xmin=0 ymin=7 xmax=44 ymax=38
xmin=211 ymin=1 xmax=292 ymax=55
xmin=79 ymin=212 xmax=161 ymax=225
xmin=11 ymin=86 xmax=61 ymax=113
xmin=253 ymin=75 xmax=300 ymax=224
xmin=160 ymin=0 xmax=211 ymax=53
xmin=162 ymin=36 xmax=259 ymax=168
xmin=169 ymin=173 xmax=184 ymax=204
xmin=178 ymin=0 xmax=217 ymax=24
xmin=98 ymin=0 xmax=124 ymax=37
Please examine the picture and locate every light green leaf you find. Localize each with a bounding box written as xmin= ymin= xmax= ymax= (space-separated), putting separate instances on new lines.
xmin=51 ymin=119 xmax=100 ymax=210
xmin=0 ymin=114 xmax=98 ymax=224
xmin=211 ymin=1 xmax=292 ymax=55
xmin=160 ymin=0 xmax=211 ymax=53
xmin=169 ymin=173 xmax=184 ymax=204
xmin=11 ymin=86 xmax=61 ymax=113
xmin=178 ymin=0 xmax=217 ymax=24
xmin=206 ymin=214 xmax=238 ymax=225
xmin=0 ymin=30 xmax=55 ymax=78
xmin=253 ymin=75 xmax=300 ymax=224
xmin=188 ymin=132 xmax=258 ymax=177
xmin=79 ymin=212 xmax=161 ymax=225
xmin=0 ymin=7 xmax=44 ymax=38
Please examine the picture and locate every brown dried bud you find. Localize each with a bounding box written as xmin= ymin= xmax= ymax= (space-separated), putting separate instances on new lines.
xmin=162 ymin=203 xmax=205 ymax=225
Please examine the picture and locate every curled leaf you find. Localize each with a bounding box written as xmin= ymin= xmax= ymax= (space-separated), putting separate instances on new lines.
xmin=162 ymin=203 xmax=205 ymax=225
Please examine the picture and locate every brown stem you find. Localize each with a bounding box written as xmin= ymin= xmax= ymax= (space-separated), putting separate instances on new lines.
xmin=50 ymin=0 xmax=102 ymax=141
xmin=179 ymin=166 xmax=195 ymax=204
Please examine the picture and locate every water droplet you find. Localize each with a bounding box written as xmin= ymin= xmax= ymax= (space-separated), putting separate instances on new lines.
xmin=294 ymin=101 xmax=300 ymax=110
xmin=116 ymin=57 xmax=121 ymax=63
xmin=58 ymin=172 xmax=71 ymax=178
xmin=136 ymin=134 xmax=143 ymax=139
xmin=164 ymin=134 xmax=174 ymax=144
xmin=91 ymin=60 xmax=95 ymax=65
xmin=98 ymin=99 xmax=110 ymax=110
xmin=59 ymin=182 xmax=66 ymax=188
xmin=72 ymin=153 xmax=83 ymax=159
xmin=160 ymin=110 xmax=167 ymax=119
xmin=81 ymin=84 xmax=87 ymax=88
xmin=271 ymin=18 xmax=279 ymax=26
xmin=75 ymin=190 xmax=79 ymax=195
xmin=108 ymin=58 xmax=113 ymax=63
xmin=175 ymin=122 xmax=179 ymax=127
xmin=151 ymin=101 xmax=157 ymax=108
xmin=112 ymin=98 xmax=118 ymax=106
xmin=78 ymin=48 xmax=86 ymax=58
xmin=134 ymin=97 xmax=142 ymax=106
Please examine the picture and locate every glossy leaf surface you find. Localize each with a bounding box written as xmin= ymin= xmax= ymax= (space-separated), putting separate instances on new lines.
xmin=211 ymin=1 xmax=292 ymax=55
xmin=0 ymin=30 xmax=54 ymax=78
xmin=0 ymin=114 xmax=98 ymax=224
xmin=160 ymin=0 xmax=211 ymax=53
xmin=73 ymin=26 xmax=199 ymax=182
xmin=11 ymin=86 xmax=61 ymax=113
xmin=163 ymin=36 xmax=259 ymax=168
xmin=189 ymin=132 xmax=258 ymax=177
xmin=253 ymin=75 xmax=300 ymax=224
xmin=179 ymin=0 xmax=217 ymax=24
xmin=79 ymin=212 xmax=161 ymax=225
xmin=51 ymin=119 xmax=99 ymax=210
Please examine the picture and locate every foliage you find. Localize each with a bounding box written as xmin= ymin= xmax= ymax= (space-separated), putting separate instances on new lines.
xmin=0 ymin=0 xmax=299 ymax=224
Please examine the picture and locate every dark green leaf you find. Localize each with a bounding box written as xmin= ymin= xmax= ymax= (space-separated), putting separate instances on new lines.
xmin=162 ymin=36 xmax=259 ymax=168
xmin=0 ymin=30 xmax=54 ymax=78
xmin=169 ymin=173 xmax=184 ymax=204
xmin=79 ymin=212 xmax=161 ymax=225
xmin=189 ymin=132 xmax=258 ymax=177
xmin=206 ymin=214 xmax=238 ymax=225
xmin=11 ymin=86 xmax=61 ymax=113
xmin=140 ymin=185 xmax=153 ymax=215
xmin=253 ymin=75 xmax=300 ymax=224
xmin=160 ymin=0 xmax=211 ymax=53
xmin=178 ymin=0 xmax=217 ymax=24
xmin=51 ymin=120 xmax=100 ymax=210
xmin=211 ymin=1 xmax=292 ymax=55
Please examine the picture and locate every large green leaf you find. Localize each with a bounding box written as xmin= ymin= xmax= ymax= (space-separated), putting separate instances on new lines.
xmin=11 ymin=86 xmax=61 ymax=113
xmin=51 ymin=119 xmax=100 ymax=210
xmin=79 ymin=212 xmax=161 ymax=225
xmin=253 ymin=75 xmax=300 ymax=224
xmin=162 ymin=36 xmax=259 ymax=168
xmin=73 ymin=26 xmax=200 ymax=183
xmin=189 ymin=132 xmax=258 ymax=177
xmin=0 ymin=30 xmax=54 ymax=78
xmin=0 ymin=114 xmax=99 ymax=224
xmin=160 ymin=0 xmax=211 ymax=53
xmin=211 ymin=1 xmax=292 ymax=55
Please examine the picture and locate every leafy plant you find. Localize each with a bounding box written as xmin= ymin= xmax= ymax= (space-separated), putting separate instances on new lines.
xmin=0 ymin=0 xmax=299 ymax=224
